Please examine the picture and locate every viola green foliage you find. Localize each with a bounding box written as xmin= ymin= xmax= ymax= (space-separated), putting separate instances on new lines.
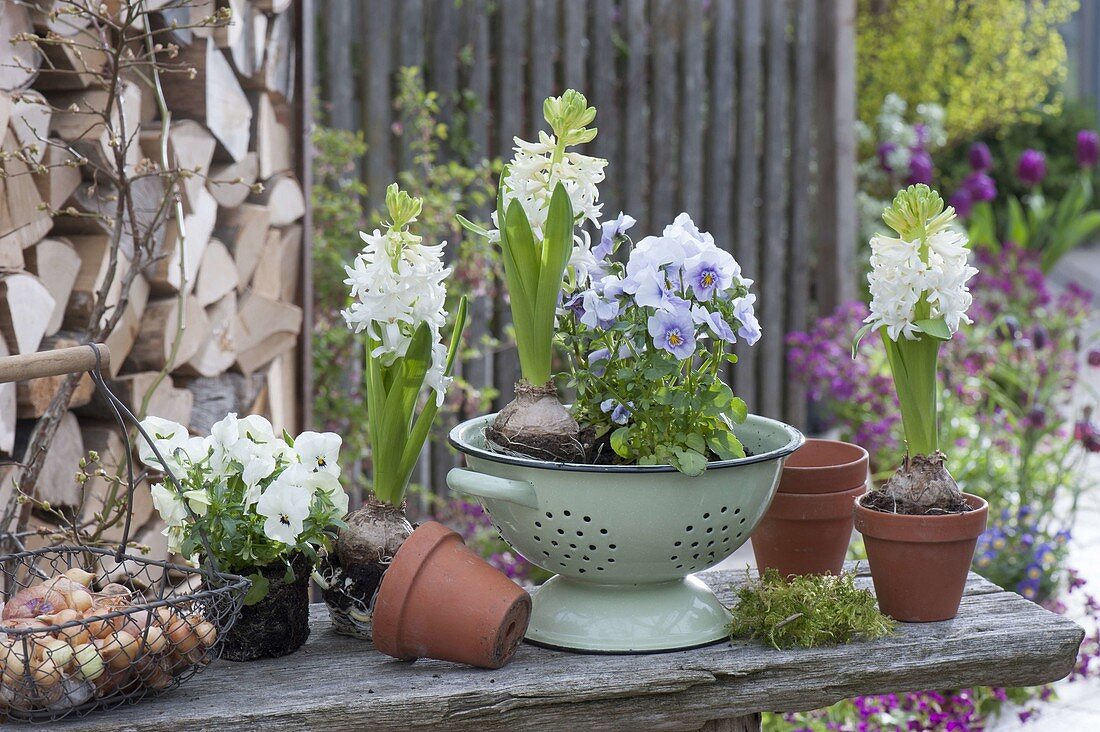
xmin=857 ymin=0 xmax=1076 ymax=142
xmin=728 ymin=569 xmax=894 ymax=650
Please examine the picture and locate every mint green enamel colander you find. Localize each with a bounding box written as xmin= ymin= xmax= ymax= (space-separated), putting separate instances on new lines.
xmin=447 ymin=413 xmax=804 ymax=652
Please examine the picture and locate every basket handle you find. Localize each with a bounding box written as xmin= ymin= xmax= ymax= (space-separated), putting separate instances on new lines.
xmin=0 ymin=344 xmax=111 ymax=384
xmin=447 ymin=468 xmax=539 ymax=509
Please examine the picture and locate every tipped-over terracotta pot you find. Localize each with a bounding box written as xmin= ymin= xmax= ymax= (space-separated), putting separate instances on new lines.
xmin=751 ymin=439 xmax=868 ymax=578
xmin=854 ymin=493 xmax=988 ymax=622
xmin=372 ymin=521 xmax=531 ymax=669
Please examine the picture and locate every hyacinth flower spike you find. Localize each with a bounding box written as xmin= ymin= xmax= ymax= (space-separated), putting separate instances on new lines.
xmin=854 ymin=184 xmax=978 ymax=513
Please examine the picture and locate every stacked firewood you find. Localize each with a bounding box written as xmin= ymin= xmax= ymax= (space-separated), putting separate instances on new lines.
xmin=0 ymin=0 xmax=303 ymax=562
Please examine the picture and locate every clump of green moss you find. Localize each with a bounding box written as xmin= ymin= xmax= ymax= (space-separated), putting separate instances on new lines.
xmin=728 ymin=568 xmax=895 ymax=650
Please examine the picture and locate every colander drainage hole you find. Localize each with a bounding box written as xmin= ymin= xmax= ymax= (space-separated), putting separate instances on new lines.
xmin=557 ymin=529 xmax=565 ymax=535
xmin=569 ymin=543 xmax=577 ymax=549
xmin=720 ymin=506 xmax=729 ymax=513
xmin=608 ymin=558 xmax=616 ymax=563
xmin=563 ymin=510 xmax=572 ymax=517
xmin=559 ymin=562 xmax=567 ymax=568
xmin=542 ymin=551 xmax=550 ymax=557
xmin=693 ymin=553 xmax=700 ymax=560
xmin=599 ymin=528 xmax=608 ymax=535
xmin=736 ymin=532 xmax=743 ymax=539
xmin=706 ymin=527 xmax=713 ymax=534
xmin=734 ymin=507 xmax=741 ymax=514
xmin=685 ymin=525 xmax=694 ymax=531
xmin=546 ymin=512 xmax=554 ymax=519
xmin=691 ymin=541 xmax=699 ymax=548
xmin=582 ymin=555 xmax=590 ymax=561
xmin=739 ymin=517 xmax=746 ymax=525
xmin=722 ymin=525 xmax=729 ymax=531
xmin=583 ymin=515 xmax=592 ymax=523
xmin=578 ymin=568 xmax=586 ymax=574
xmin=608 ymin=544 xmax=617 ymax=550
xmin=534 ymin=536 xmax=541 ymax=542
xmin=535 ymin=521 xmax=542 ymax=528
xmin=703 ymin=512 xmax=710 ymax=519
xmin=576 ymin=530 xmax=584 ymax=537
xmin=551 ymin=540 xmax=559 ymax=546
xmin=707 ymin=540 xmax=714 ymax=548
xmin=671 ymin=555 xmax=679 ymax=561
xmin=564 ymin=553 xmax=572 ymax=559
xmin=674 ymin=540 xmax=682 ymax=547
xmin=596 ymin=566 xmax=605 ymax=571
xmin=588 ymin=544 xmax=597 ymax=551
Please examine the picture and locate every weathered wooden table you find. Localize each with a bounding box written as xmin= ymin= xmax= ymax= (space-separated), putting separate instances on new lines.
xmin=55 ymin=564 xmax=1083 ymax=732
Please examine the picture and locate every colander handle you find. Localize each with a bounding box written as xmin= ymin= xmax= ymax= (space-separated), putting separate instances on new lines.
xmin=447 ymin=468 xmax=539 ymax=509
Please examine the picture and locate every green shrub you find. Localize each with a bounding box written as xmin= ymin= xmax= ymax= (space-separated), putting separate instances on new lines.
xmin=858 ymin=0 xmax=1077 ymax=142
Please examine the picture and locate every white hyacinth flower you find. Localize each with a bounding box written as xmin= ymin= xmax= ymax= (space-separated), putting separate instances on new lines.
xmin=341 ymin=186 xmax=453 ymax=403
xmin=865 ymin=225 xmax=977 ymax=342
xmin=494 ymin=130 xmax=608 ymax=243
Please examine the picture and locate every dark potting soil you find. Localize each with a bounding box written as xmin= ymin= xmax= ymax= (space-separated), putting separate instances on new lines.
xmin=319 ymin=553 xmax=388 ymax=616
xmin=221 ymin=554 xmax=311 ymax=662
xmin=860 ymin=490 xmax=973 ymax=516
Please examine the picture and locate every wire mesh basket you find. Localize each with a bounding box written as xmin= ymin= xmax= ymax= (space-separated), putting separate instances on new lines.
xmin=0 ymin=344 xmax=250 ymax=722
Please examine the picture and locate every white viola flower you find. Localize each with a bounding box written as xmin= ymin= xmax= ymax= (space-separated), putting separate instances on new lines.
xmin=238 ymin=414 xmax=277 ymax=445
xmin=300 ymin=467 xmax=349 ymax=518
xmin=182 ymin=489 xmax=211 ymax=517
xmin=210 ymin=412 xmax=240 ymax=449
xmin=151 ymin=483 xmax=188 ymax=527
xmin=138 ymin=416 xmax=189 ymax=472
xmin=294 ymin=431 xmax=342 ymax=477
xmin=230 ymin=438 xmax=278 ymax=491
xmin=256 ymin=473 xmax=312 ymax=545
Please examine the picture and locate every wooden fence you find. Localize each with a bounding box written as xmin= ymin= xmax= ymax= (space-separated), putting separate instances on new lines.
xmin=314 ymin=0 xmax=857 ymax=496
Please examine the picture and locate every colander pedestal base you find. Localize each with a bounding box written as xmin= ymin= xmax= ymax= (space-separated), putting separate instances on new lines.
xmin=524 ymin=574 xmax=732 ymax=652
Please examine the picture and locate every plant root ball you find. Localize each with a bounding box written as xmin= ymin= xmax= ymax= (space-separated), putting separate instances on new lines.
xmin=863 ymin=452 xmax=971 ymax=515
xmin=329 ymin=499 xmax=413 ymax=617
xmin=485 ymin=381 xmax=585 ymax=462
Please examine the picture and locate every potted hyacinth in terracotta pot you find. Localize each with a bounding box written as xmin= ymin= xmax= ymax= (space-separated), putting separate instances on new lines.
xmin=449 ymin=90 xmax=803 ymax=653
xmin=316 ymin=184 xmax=531 ymax=669
xmin=137 ymin=414 xmax=348 ymax=661
xmin=852 ymin=184 xmax=989 ymax=622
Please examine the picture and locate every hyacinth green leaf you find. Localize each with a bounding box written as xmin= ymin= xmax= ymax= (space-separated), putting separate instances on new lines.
xmin=528 ymin=183 xmax=574 ymax=384
xmin=373 ymin=323 xmax=432 ymax=504
xmin=396 ymin=297 xmax=469 ymax=495
xmin=851 ymin=322 xmax=874 ymax=359
xmin=455 ymin=214 xmax=490 ymax=238
xmin=913 ymin=317 xmax=951 ymax=341
xmin=883 ymin=332 xmax=940 ymax=457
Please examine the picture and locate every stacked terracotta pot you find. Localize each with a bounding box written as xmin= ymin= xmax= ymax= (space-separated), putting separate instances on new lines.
xmin=752 ymin=439 xmax=868 ymax=578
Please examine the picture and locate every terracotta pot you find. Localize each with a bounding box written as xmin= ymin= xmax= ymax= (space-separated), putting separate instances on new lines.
xmin=854 ymin=493 xmax=988 ymax=622
xmin=372 ymin=521 xmax=531 ymax=669
xmin=751 ymin=439 xmax=868 ymax=577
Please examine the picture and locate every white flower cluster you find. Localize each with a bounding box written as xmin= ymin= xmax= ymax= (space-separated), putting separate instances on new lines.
xmin=138 ymin=414 xmax=347 ymax=552
xmin=865 ymin=229 xmax=978 ymax=341
xmin=341 ymin=226 xmax=452 ymax=403
xmin=493 ymin=130 xmax=608 ymax=242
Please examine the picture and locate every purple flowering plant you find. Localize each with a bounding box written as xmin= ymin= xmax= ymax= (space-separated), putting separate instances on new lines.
xmin=960 ymin=133 xmax=1100 ymax=272
xmin=558 ymin=213 xmax=761 ymax=476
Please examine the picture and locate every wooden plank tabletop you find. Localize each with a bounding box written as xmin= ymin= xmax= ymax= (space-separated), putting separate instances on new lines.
xmin=53 ymin=563 xmax=1083 ymax=732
